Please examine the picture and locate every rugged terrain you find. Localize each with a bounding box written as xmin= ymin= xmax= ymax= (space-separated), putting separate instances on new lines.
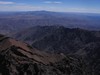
xmin=0 ymin=11 xmax=100 ymax=75
xmin=13 ymin=26 xmax=100 ymax=75
xmin=0 ymin=34 xmax=91 ymax=75
xmin=14 ymin=26 xmax=100 ymax=53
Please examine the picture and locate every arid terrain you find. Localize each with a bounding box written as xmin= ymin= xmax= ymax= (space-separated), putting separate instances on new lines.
xmin=0 ymin=11 xmax=100 ymax=75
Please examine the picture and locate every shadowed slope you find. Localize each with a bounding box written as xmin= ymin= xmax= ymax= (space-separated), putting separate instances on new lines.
xmin=0 ymin=35 xmax=89 ymax=75
xmin=13 ymin=26 xmax=100 ymax=75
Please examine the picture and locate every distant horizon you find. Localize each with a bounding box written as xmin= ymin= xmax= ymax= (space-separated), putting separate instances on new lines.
xmin=0 ymin=0 xmax=100 ymax=13
xmin=0 ymin=10 xmax=100 ymax=15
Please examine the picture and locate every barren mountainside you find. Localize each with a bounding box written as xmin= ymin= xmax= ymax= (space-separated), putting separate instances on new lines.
xmin=13 ymin=26 xmax=100 ymax=75
xmin=0 ymin=34 xmax=92 ymax=75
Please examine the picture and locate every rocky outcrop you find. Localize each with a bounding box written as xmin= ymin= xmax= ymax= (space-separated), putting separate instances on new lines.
xmin=0 ymin=35 xmax=90 ymax=75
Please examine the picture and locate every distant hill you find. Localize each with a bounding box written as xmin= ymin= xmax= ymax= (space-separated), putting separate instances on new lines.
xmin=13 ymin=26 xmax=100 ymax=53
xmin=13 ymin=26 xmax=100 ymax=75
xmin=0 ymin=11 xmax=100 ymax=35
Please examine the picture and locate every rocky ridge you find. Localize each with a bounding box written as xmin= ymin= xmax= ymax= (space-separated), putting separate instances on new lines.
xmin=0 ymin=34 xmax=89 ymax=75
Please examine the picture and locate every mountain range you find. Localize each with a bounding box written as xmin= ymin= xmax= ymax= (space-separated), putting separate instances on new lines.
xmin=0 ymin=11 xmax=100 ymax=75
xmin=13 ymin=26 xmax=100 ymax=75
xmin=0 ymin=11 xmax=100 ymax=35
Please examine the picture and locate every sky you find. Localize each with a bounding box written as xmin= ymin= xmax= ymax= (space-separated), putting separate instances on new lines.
xmin=0 ymin=0 xmax=100 ymax=13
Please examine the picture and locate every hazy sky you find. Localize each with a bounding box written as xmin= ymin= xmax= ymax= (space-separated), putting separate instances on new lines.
xmin=0 ymin=0 xmax=100 ymax=13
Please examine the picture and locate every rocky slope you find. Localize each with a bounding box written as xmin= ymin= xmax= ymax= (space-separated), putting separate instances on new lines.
xmin=13 ymin=26 xmax=100 ymax=53
xmin=13 ymin=26 xmax=100 ymax=75
xmin=0 ymin=34 xmax=90 ymax=75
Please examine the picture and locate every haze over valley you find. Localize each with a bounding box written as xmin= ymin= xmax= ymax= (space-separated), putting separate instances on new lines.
xmin=0 ymin=0 xmax=100 ymax=75
xmin=0 ymin=11 xmax=100 ymax=35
